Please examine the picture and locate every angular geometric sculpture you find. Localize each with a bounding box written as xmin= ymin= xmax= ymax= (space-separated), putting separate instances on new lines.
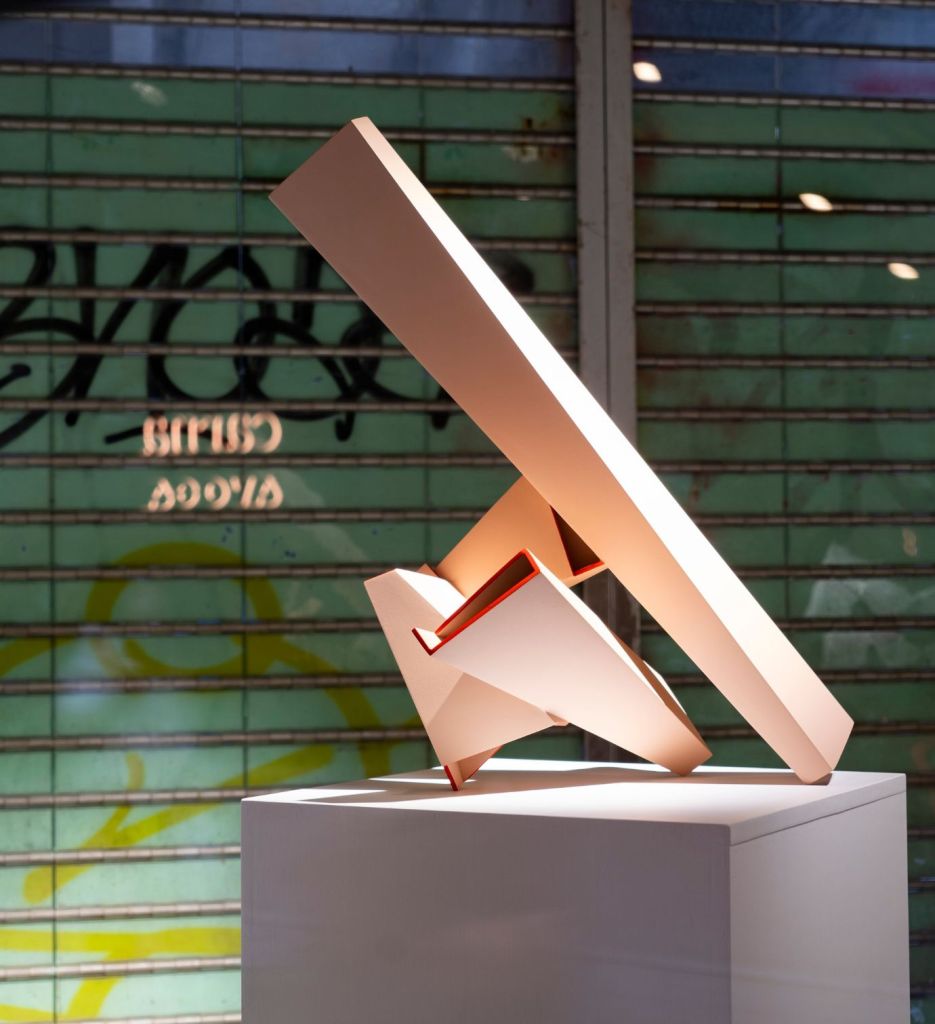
xmin=412 ymin=551 xmax=711 ymax=777
xmin=271 ymin=117 xmax=854 ymax=788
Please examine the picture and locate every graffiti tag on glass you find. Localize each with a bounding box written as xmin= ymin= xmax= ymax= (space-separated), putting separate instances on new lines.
xmin=142 ymin=412 xmax=283 ymax=457
xmin=146 ymin=473 xmax=284 ymax=512
xmin=142 ymin=412 xmax=284 ymax=512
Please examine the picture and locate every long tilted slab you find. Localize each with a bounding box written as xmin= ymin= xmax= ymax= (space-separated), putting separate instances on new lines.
xmin=271 ymin=117 xmax=853 ymax=783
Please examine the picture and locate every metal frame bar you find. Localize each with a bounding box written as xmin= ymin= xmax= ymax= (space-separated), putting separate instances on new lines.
xmin=634 ymin=36 xmax=935 ymax=61
xmin=0 ymin=228 xmax=575 ymax=250
xmin=1 ymin=613 xmax=933 ymax=640
xmin=12 ymin=9 xmax=575 ymax=38
xmin=0 ymin=563 xmax=929 ymax=583
xmin=0 ymin=115 xmax=575 ymax=146
xmin=575 ymin=0 xmax=641 ymax=761
xmin=0 ymin=665 xmax=931 ymax=697
xmin=0 ymin=173 xmax=574 ymax=197
xmin=0 ymin=60 xmax=575 ymax=91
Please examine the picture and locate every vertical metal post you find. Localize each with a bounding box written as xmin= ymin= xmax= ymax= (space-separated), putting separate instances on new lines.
xmin=575 ymin=0 xmax=641 ymax=761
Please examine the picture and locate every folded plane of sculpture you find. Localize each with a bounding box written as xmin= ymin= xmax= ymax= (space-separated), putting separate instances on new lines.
xmin=270 ymin=117 xmax=854 ymax=790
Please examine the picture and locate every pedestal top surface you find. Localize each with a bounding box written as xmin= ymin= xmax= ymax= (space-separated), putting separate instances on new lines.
xmin=245 ymin=758 xmax=904 ymax=844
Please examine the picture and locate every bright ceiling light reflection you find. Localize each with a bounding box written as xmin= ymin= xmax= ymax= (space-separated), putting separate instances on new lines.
xmin=130 ymin=80 xmax=168 ymax=107
xmin=798 ymin=192 xmax=833 ymax=212
xmin=888 ymin=261 xmax=919 ymax=280
xmin=633 ymin=61 xmax=662 ymax=83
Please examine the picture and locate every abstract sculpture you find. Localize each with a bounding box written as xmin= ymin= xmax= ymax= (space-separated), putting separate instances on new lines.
xmin=271 ymin=118 xmax=853 ymax=789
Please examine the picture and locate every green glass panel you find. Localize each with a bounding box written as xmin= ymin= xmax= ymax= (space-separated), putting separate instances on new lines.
xmin=635 ymin=154 xmax=777 ymax=196
xmin=634 ymin=101 xmax=778 ymax=145
xmin=0 ymin=73 xmax=46 ymax=116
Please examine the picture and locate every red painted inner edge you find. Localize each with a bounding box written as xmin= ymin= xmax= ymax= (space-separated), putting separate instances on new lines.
xmin=414 ymin=549 xmax=539 ymax=656
xmin=572 ymin=559 xmax=604 ymax=576
xmin=412 ymin=628 xmax=440 ymax=656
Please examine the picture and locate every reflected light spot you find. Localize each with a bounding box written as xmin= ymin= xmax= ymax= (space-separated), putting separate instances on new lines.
xmin=130 ymin=80 xmax=168 ymax=107
xmin=888 ymin=261 xmax=919 ymax=281
xmin=798 ymin=192 xmax=833 ymax=212
xmin=633 ymin=61 xmax=662 ymax=83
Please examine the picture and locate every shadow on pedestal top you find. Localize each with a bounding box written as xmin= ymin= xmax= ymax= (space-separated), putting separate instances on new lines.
xmin=246 ymin=759 xmax=905 ymax=845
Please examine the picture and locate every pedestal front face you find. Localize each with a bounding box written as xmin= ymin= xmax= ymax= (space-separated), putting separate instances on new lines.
xmin=241 ymin=760 xmax=908 ymax=1024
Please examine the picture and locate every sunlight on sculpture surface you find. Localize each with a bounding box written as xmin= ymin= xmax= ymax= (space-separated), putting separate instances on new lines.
xmin=271 ymin=117 xmax=854 ymax=789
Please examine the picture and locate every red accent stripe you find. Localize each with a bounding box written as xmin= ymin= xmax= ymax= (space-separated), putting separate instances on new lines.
xmin=424 ymin=549 xmax=539 ymax=655
xmin=411 ymin=627 xmax=438 ymax=655
xmin=443 ymin=764 xmax=459 ymax=791
xmin=573 ymin=559 xmax=604 ymax=576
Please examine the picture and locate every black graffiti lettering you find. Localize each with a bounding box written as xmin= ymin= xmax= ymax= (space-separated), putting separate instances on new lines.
xmin=0 ymin=233 xmax=535 ymax=449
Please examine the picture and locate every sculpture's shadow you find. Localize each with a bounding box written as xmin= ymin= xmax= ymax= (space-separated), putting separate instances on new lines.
xmin=301 ymin=762 xmax=818 ymax=808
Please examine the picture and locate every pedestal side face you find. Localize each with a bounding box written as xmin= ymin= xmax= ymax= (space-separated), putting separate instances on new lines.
xmin=729 ymin=792 xmax=909 ymax=1024
xmin=242 ymin=800 xmax=732 ymax=1024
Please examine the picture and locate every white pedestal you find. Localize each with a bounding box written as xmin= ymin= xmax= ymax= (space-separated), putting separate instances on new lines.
xmin=242 ymin=759 xmax=909 ymax=1024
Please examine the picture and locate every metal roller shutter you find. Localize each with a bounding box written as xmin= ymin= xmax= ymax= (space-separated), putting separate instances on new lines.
xmin=0 ymin=3 xmax=576 ymax=1020
xmin=631 ymin=0 xmax=934 ymax=1013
